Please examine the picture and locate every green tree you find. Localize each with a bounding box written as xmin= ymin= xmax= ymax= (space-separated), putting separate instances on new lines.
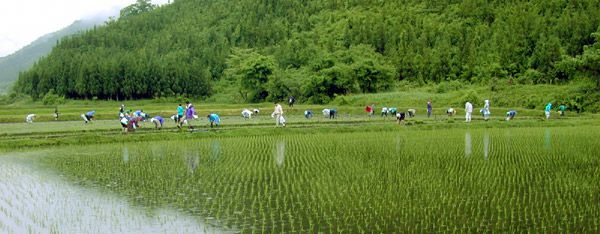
xmin=225 ymin=48 xmax=275 ymax=102
xmin=120 ymin=0 xmax=156 ymax=18
xmin=578 ymin=29 xmax=600 ymax=89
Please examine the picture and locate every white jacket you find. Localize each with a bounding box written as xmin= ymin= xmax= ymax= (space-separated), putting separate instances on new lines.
xmin=274 ymin=104 xmax=283 ymax=115
xmin=465 ymin=102 xmax=473 ymax=113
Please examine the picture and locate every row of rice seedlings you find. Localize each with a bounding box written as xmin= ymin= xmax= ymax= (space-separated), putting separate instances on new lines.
xmin=39 ymin=126 xmax=600 ymax=232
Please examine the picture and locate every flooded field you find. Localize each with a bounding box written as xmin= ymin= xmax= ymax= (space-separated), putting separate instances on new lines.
xmin=2 ymin=126 xmax=600 ymax=232
xmin=0 ymin=154 xmax=228 ymax=233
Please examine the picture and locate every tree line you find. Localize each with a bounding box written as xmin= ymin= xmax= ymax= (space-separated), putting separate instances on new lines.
xmin=15 ymin=0 xmax=600 ymax=103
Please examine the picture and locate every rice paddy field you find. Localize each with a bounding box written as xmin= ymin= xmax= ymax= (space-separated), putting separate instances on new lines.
xmin=1 ymin=103 xmax=600 ymax=233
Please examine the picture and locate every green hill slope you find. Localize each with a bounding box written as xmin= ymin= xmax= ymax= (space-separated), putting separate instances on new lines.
xmin=0 ymin=18 xmax=107 ymax=93
xmin=14 ymin=0 xmax=600 ymax=104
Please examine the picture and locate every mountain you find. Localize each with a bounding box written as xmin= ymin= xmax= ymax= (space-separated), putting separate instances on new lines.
xmin=0 ymin=15 xmax=113 ymax=94
xmin=14 ymin=0 xmax=600 ymax=103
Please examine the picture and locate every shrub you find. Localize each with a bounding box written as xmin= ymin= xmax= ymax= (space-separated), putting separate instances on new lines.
xmin=42 ymin=90 xmax=66 ymax=105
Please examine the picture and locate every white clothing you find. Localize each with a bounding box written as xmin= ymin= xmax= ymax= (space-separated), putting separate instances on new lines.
xmin=276 ymin=115 xmax=286 ymax=126
xmin=465 ymin=102 xmax=473 ymax=113
xmin=381 ymin=107 xmax=388 ymax=113
xmin=274 ymin=104 xmax=283 ymax=115
xmin=465 ymin=102 xmax=473 ymax=122
xmin=242 ymin=109 xmax=253 ymax=119
xmin=483 ymin=100 xmax=491 ymax=120
xmin=273 ymin=104 xmax=285 ymax=126
xmin=545 ymin=111 xmax=550 ymax=119
xmin=26 ymin=114 xmax=35 ymax=123
xmin=322 ymin=109 xmax=330 ymax=117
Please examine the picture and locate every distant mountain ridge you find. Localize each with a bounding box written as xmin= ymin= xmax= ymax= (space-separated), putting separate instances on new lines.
xmin=0 ymin=17 xmax=108 ymax=93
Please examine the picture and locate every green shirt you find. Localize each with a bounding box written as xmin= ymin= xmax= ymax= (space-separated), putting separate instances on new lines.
xmin=559 ymin=105 xmax=566 ymax=111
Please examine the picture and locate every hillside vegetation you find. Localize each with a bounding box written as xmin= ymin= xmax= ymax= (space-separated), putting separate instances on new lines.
xmin=13 ymin=0 xmax=600 ymax=107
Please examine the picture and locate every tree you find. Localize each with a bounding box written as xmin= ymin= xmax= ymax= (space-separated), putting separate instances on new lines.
xmin=225 ymin=48 xmax=275 ymax=102
xmin=578 ymin=30 xmax=600 ymax=89
xmin=120 ymin=0 xmax=156 ymax=18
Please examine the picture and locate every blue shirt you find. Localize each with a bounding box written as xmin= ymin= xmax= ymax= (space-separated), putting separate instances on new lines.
xmin=154 ymin=116 xmax=164 ymax=124
xmin=177 ymin=106 xmax=184 ymax=115
xmin=545 ymin=103 xmax=552 ymax=111
xmin=208 ymin=114 xmax=220 ymax=124
xmin=86 ymin=111 xmax=95 ymax=116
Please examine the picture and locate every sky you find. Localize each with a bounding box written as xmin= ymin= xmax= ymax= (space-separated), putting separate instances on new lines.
xmin=0 ymin=0 xmax=169 ymax=57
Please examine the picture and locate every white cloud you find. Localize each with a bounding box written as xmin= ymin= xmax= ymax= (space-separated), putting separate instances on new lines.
xmin=0 ymin=0 xmax=170 ymax=57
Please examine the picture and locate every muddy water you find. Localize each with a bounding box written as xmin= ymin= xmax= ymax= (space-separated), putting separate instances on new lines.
xmin=0 ymin=153 xmax=221 ymax=234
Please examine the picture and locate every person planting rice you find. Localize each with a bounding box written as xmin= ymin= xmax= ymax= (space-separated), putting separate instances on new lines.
xmin=558 ymin=103 xmax=566 ymax=116
xmin=365 ymin=104 xmax=374 ymax=117
xmin=127 ymin=116 xmax=142 ymax=132
xmin=272 ymin=102 xmax=286 ymax=127
xmin=133 ymin=110 xmax=149 ymax=121
xmin=407 ymin=109 xmax=416 ymax=118
xmin=465 ymin=102 xmax=473 ymax=122
xmin=506 ymin=110 xmax=517 ymax=121
xmin=427 ymin=99 xmax=432 ymax=118
xmin=242 ymin=109 xmax=253 ymax=119
xmin=176 ymin=104 xmax=185 ymax=128
xmin=185 ymin=101 xmax=197 ymax=129
xmin=54 ymin=107 xmax=59 ymax=121
xmin=120 ymin=115 xmax=129 ymax=132
xmin=304 ymin=109 xmax=313 ymax=119
xmin=253 ymin=108 xmax=260 ymax=116
xmin=288 ymin=96 xmax=295 ymax=107
xmin=447 ymin=108 xmax=456 ymax=117
xmin=150 ymin=116 xmax=164 ymax=129
xmin=396 ymin=112 xmax=406 ymax=124
xmin=482 ymin=100 xmax=491 ymax=120
xmin=25 ymin=114 xmax=36 ymax=123
xmin=119 ymin=104 xmax=125 ymax=118
xmin=328 ymin=108 xmax=337 ymax=119
xmin=207 ymin=113 xmax=221 ymax=128
xmin=389 ymin=107 xmax=397 ymax=116
xmin=545 ymin=102 xmax=552 ymax=119
xmin=81 ymin=111 xmax=95 ymax=123
xmin=322 ymin=108 xmax=330 ymax=117
xmin=381 ymin=107 xmax=388 ymax=117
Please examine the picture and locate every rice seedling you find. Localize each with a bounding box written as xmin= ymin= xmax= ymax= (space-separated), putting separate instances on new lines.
xmin=20 ymin=125 xmax=600 ymax=232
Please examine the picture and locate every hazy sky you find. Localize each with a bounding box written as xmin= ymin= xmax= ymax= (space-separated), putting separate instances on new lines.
xmin=0 ymin=0 xmax=169 ymax=57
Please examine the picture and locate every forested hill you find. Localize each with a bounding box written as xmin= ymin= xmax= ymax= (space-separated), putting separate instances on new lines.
xmin=15 ymin=0 xmax=600 ymax=103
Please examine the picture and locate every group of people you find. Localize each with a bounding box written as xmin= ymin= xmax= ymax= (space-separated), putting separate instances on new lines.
xmin=22 ymin=98 xmax=569 ymax=129
xmin=365 ymin=104 xmax=416 ymax=124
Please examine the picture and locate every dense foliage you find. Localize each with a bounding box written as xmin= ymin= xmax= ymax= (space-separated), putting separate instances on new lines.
xmin=15 ymin=0 xmax=600 ymax=102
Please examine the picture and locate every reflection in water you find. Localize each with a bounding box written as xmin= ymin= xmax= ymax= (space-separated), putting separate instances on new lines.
xmin=274 ymin=140 xmax=285 ymax=167
xmin=483 ymin=132 xmax=490 ymax=160
xmin=465 ymin=132 xmax=472 ymax=157
xmin=151 ymin=145 xmax=165 ymax=159
xmin=544 ymin=129 xmax=551 ymax=151
xmin=396 ymin=136 xmax=402 ymax=153
xmin=211 ymin=141 xmax=221 ymax=161
xmin=122 ymin=147 xmax=129 ymax=163
xmin=0 ymin=155 xmax=217 ymax=233
xmin=186 ymin=150 xmax=200 ymax=173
